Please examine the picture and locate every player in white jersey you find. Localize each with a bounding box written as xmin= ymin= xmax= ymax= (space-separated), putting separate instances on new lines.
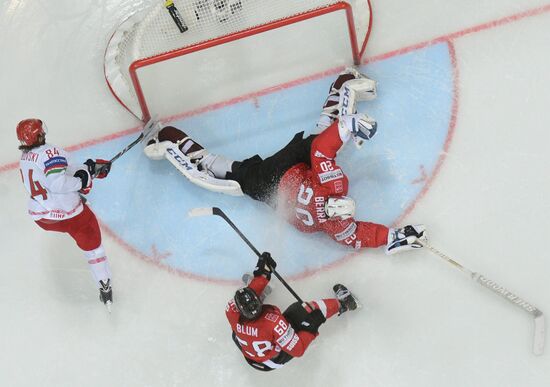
xmin=17 ymin=118 xmax=114 ymax=309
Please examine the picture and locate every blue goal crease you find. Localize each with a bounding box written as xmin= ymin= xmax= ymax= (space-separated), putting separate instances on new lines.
xmin=75 ymin=42 xmax=454 ymax=281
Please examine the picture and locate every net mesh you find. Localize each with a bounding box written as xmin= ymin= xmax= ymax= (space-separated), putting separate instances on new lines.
xmin=123 ymin=1 xmax=366 ymax=59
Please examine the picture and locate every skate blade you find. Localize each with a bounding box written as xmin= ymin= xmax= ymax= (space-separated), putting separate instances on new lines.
xmin=104 ymin=301 xmax=112 ymax=313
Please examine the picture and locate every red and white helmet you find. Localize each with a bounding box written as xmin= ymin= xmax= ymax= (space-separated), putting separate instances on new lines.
xmin=16 ymin=119 xmax=47 ymax=146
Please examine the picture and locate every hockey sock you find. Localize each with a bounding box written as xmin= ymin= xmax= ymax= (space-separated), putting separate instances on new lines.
xmin=309 ymin=299 xmax=340 ymax=319
xmin=84 ymin=245 xmax=112 ymax=286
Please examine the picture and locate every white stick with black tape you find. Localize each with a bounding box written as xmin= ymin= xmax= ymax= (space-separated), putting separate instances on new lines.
xmin=423 ymin=242 xmax=545 ymax=356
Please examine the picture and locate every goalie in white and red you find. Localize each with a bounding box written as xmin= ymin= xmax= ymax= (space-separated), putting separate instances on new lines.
xmin=226 ymin=252 xmax=359 ymax=371
xmin=17 ymin=118 xmax=114 ymax=309
xmin=145 ymin=69 xmax=427 ymax=254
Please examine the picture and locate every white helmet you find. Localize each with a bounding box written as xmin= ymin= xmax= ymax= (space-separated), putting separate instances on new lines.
xmin=325 ymin=196 xmax=356 ymax=220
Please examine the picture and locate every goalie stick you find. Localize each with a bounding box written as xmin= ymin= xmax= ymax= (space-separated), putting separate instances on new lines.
xmin=423 ymin=242 xmax=545 ymax=356
xmin=188 ymin=207 xmax=308 ymax=306
xmin=94 ymin=117 xmax=158 ymax=177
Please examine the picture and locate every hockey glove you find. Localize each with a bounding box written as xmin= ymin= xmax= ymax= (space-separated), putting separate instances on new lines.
xmin=85 ymin=159 xmax=112 ymax=179
xmin=74 ymin=169 xmax=93 ymax=195
xmin=253 ymin=252 xmax=277 ymax=279
xmin=299 ymin=309 xmax=326 ymax=335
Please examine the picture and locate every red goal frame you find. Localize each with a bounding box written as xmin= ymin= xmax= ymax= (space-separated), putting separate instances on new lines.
xmin=106 ymin=1 xmax=373 ymax=122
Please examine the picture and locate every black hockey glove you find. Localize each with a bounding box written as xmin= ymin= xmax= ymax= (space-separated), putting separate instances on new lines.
xmin=253 ymin=252 xmax=277 ymax=279
xmin=85 ymin=159 xmax=112 ymax=179
xmin=299 ymin=309 xmax=326 ymax=335
xmin=74 ymin=169 xmax=92 ymax=195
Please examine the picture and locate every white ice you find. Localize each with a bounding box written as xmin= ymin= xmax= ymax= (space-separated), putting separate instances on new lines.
xmin=1 ymin=1 xmax=550 ymax=386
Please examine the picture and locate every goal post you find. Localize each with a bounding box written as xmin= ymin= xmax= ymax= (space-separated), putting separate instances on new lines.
xmin=104 ymin=0 xmax=373 ymax=122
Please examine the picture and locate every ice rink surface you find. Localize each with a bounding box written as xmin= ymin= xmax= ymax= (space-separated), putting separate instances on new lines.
xmin=1 ymin=1 xmax=550 ymax=386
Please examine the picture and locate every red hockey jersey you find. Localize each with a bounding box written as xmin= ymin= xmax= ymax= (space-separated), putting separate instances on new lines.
xmin=226 ymin=276 xmax=317 ymax=364
xmin=277 ymin=121 xmax=388 ymax=249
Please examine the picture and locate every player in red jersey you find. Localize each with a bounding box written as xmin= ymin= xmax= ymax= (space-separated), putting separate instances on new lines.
xmin=226 ymin=252 xmax=359 ymax=371
xmin=144 ymin=69 xmax=427 ymax=254
xmin=17 ymin=118 xmax=114 ymax=309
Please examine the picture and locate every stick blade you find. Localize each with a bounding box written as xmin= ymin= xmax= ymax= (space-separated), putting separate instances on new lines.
xmin=188 ymin=207 xmax=214 ymax=218
xmin=142 ymin=115 xmax=160 ymax=141
xmin=534 ymin=312 xmax=545 ymax=356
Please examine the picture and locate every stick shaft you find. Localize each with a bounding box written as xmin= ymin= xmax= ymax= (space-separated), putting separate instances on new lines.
xmin=94 ymin=118 xmax=157 ymax=177
xmin=425 ymin=243 xmax=541 ymax=315
xmin=423 ymin=242 xmax=545 ymax=355
xmin=211 ymin=207 xmax=306 ymax=305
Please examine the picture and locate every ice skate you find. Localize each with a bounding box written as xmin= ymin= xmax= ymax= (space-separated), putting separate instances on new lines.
xmin=242 ymin=273 xmax=272 ymax=300
xmin=99 ymin=279 xmax=113 ymax=312
xmin=385 ymin=225 xmax=427 ymax=255
xmin=333 ymin=284 xmax=360 ymax=315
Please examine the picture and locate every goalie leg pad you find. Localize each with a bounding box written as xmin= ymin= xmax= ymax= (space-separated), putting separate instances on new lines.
xmin=317 ymin=69 xmax=377 ymax=130
xmin=144 ymin=126 xmax=207 ymax=160
xmin=164 ymin=145 xmax=243 ymax=196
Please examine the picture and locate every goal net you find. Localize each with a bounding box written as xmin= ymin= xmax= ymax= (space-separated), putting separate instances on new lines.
xmin=104 ymin=0 xmax=373 ymax=121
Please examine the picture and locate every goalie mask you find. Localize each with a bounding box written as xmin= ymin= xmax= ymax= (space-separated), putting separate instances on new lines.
xmin=234 ymin=287 xmax=262 ymax=320
xmin=325 ymin=196 xmax=356 ymax=220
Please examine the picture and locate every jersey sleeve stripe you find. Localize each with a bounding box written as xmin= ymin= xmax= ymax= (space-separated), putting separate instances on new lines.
xmin=313 ymin=300 xmax=328 ymax=318
xmin=44 ymin=156 xmax=68 ymax=176
xmin=334 ymin=222 xmax=357 ymax=241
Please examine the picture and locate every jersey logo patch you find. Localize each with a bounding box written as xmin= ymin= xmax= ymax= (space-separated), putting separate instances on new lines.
xmin=335 ymin=222 xmax=357 ymax=241
xmin=318 ymin=168 xmax=343 ymax=184
xmin=264 ymin=313 xmax=279 ymax=323
xmin=43 ymin=156 xmax=68 ymax=176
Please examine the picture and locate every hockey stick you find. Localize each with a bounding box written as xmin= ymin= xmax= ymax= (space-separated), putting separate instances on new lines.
xmin=189 ymin=207 xmax=307 ymax=305
xmin=94 ymin=117 xmax=158 ymax=177
xmin=423 ymin=242 xmax=545 ymax=356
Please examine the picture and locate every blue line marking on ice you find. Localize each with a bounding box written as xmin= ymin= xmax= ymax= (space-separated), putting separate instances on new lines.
xmin=76 ymin=42 xmax=453 ymax=281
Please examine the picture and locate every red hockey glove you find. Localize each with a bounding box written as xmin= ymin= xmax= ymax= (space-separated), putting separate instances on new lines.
xmin=85 ymin=158 xmax=112 ymax=179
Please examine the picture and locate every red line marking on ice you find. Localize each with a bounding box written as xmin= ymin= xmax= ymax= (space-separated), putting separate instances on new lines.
xmin=101 ymin=222 xmax=241 ymax=286
xmin=367 ymin=3 xmax=550 ymax=64
xmin=393 ymin=40 xmax=460 ymax=227
xmin=411 ymin=165 xmax=428 ymax=185
xmin=149 ymin=244 xmax=172 ymax=263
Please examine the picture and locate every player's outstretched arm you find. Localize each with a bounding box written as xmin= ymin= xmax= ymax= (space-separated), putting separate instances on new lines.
xmin=324 ymin=219 xmax=389 ymax=250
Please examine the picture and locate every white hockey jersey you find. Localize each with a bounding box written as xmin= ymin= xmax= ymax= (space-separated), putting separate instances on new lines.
xmin=19 ymin=144 xmax=85 ymax=221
